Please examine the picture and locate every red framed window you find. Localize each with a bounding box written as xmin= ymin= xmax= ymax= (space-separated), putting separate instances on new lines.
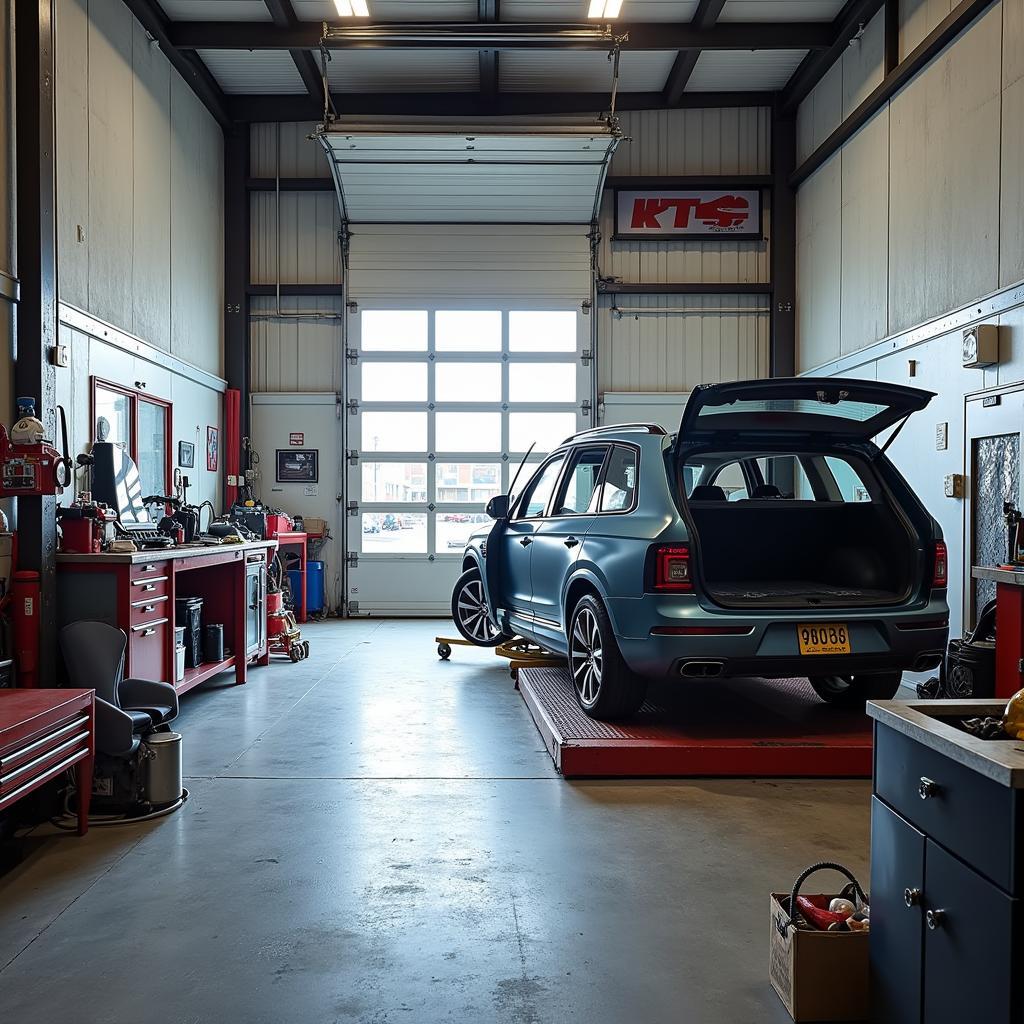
xmin=91 ymin=377 xmax=172 ymax=499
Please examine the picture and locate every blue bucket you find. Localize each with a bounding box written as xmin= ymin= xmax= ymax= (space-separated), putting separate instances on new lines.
xmin=306 ymin=560 xmax=325 ymax=614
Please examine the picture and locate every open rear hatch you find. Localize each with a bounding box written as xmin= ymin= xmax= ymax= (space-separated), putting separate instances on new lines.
xmin=675 ymin=378 xmax=936 ymax=610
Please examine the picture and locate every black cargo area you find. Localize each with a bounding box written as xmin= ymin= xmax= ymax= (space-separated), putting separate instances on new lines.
xmin=686 ymin=502 xmax=919 ymax=608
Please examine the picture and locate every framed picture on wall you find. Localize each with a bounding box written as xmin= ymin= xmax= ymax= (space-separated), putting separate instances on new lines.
xmin=178 ymin=440 xmax=195 ymax=468
xmin=207 ymin=426 xmax=219 ymax=472
xmin=276 ymin=449 xmax=318 ymax=484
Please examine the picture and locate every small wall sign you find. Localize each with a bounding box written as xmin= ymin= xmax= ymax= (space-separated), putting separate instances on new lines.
xmin=614 ymin=188 xmax=763 ymax=240
xmin=207 ymin=426 xmax=219 ymax=472
xmin=289 ymin=432 xmax=304 ymax=446
xmin=178 ymin=440 xmax=195 ymax=468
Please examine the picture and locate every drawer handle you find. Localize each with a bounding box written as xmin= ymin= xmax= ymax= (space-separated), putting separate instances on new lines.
xmin=143 ymin=563 xmax=156 ymax=571
xmin=918 ymin=777 xmax=940 ymax=800
xmin=926 ymin=909 xmax=945 ymax=930
xmin=140 ymin=628 xmax=156 ymax=637
xmin=904 ymin=887 xmax=922 ymax=908
xmin=141 ymin=584 xmax=156 ymax=592
xmin=131 ymin=617 xmax=168 ymax=633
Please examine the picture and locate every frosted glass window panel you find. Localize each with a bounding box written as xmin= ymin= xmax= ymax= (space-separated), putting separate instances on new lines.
xmin=435 ymin=310 xmax=501 ymax=351
xmin=361 ymin=310 xmax=428 ymax=351
xmin=435 ymin=363 xmax=501 ymax=403
xmin=362 ymin=362 xmax=427 ymax=402
xmin=435 ymin=412 xmax=502 ymax=453
xmin=509 ymin=310 xmax=577 ymax=352
xmin=361 ymin=513 xmax=427 ymax=553
xmin=361 ymin=463 xmax=427 ymax=503
xmin=509 ymin=412 xmax=577 ymax=453
xmin=435 ymin=463 xmax=501 ymax=503
xmin=508 ymin=363 xmax=576 ymax=403
xmin=361 ymin=412 xmax=428 ymax=452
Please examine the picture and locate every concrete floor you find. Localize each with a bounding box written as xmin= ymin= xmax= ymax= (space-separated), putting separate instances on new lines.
xmin=0 ymin=619 xmax=871 ymax=1022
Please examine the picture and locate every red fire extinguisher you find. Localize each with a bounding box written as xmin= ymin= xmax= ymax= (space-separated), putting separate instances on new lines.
xmin=12 ymin=570 xmax=41 ymax=688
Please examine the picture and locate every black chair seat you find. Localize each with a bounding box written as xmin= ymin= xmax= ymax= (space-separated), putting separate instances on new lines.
xmin=124 ymin=704 xmax=175 ymax=726
xmin=126 ymin=709 xmax=154 ymax=733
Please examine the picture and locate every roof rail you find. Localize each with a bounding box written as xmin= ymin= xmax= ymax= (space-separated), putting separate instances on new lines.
xmin=561 ymin=423 xmax=668 ymax=444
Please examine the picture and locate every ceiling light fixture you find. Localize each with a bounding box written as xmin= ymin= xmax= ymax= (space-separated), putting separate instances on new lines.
xmin=334 ymin=0 xmax=369 ymax=16
xmin=588 ymin=0 xmax=623 ymax=17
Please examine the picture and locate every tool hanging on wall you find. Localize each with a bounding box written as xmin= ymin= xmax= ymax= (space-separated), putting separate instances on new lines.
xmin=0 ymin=398 xmax=73 ymax=497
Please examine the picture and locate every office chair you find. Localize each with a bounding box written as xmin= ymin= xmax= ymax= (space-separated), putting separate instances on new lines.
xmin=59 ymin=621 xmax=179 ymax=758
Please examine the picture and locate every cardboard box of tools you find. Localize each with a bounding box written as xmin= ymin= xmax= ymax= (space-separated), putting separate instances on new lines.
xmin=769 ymin=892 xmax=869 ymax=1022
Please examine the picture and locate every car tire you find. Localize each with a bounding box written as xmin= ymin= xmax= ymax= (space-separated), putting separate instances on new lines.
xmin=451 ymin=567 xmax=512 ymax=647
xmin=809 ymin=671 xmax=903 ymax=707
xmin=568 ymin=594 xmax=647 ymax=720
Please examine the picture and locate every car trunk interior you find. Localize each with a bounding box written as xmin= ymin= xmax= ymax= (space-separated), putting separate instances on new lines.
xmin=680 ymin=449 xmax=921 ymax=608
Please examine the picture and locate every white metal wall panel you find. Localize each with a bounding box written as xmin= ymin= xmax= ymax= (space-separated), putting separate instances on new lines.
xmin=687 ymin=49 xmax=809 ymax=91
xmin=842 ymin=8 xmax=885 ymax=115
xmin=720 ymin=0 xmax=845 ymax=18
xmin=250 ymin=192 xmax=343 ymax=285
xmin=326 ymin=49 xmax=479 ymax=92
xmin=251 ymin=121 xmax=327 ymax=177
xmin=500 ymin=50 xmax=676 ymax=93
xmin=887 ymin=4 xmax=1001 ymax=335
xmin=899 ymin=0 xmax=956 ymax=58
xmin=250 ymin=297 xmax=343 ymax=392
xmin=612 ymin=107 xmax=771 ymax=174
xmin=597 ymin=294 xmax=769 ymax=393
xmin=293 ymin=0 xmax=478 ymax=18
xmin=348 ymin=224 xmax=591 ymax=299
xmin=1 ymin=0 xmax=13 ymax=282
xmin=501 ymin=0 xmax=699 ymax=19
xmin=1001 ymin=0 xmax=1024 ymax=287
xmin=198 ymin=49 xmax=307 ymax=94
xmin=160 ymin=0 xmax=271 ymax=19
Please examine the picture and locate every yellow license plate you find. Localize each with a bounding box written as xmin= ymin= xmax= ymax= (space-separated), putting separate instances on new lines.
xmin=798 ymin=623 xmax=851 ymax=656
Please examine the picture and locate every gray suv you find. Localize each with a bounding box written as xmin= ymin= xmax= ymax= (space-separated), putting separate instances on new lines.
xmin=451 ymin=378 xmax=950 ymax=719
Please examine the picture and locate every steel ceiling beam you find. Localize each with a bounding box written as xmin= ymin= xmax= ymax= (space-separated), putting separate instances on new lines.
xmin=780 ymin=0 xmax=885 ymax=114
xmin=121 ymin=0 xmax=231 ymax=129
xmin=168 ymin=21 xmax=833 ymax=51
xmin=263 ymin=0 xmax=325 ymax=105
xmin=791 ymin=0 xmax=997 ymax=185
xmin=663 ymin=0 xmax=728 ymax=107
xmin=226 ymin=90 xmax=774 ymax=121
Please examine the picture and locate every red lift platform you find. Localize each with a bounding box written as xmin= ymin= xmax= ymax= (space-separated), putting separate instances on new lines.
xmin=517 ymin=666 xmax=873 ymax=778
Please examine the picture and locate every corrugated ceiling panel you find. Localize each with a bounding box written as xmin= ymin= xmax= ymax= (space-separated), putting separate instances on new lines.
xmin=502 ymin=0 xmax=699 ymax=20
xmin=719 ymin=0 xmax=846 ymax=20
xmin=161 ymin=0 xmax=271 ymax=19
xmin=686 ymin=49 xmax=809 ymax=90
xmin=326 ymin=49 xmax=479 ymax=92
xmin=501 ymin=51 xmax=676 ymax=93
xmin=198 ymin=50 xmax=307 ymax=93
xmin=293 ymin=0 xmax=478 ymax=19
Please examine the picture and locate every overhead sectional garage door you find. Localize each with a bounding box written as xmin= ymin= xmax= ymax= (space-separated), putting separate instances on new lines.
xmin=317 ymin=118 xmax=619 ymax=615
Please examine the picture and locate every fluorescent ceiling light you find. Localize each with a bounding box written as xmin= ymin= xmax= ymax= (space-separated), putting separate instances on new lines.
xmin=588 ymin=0 xmax=623 ymax=17
xmin=334 ymin=0 xmax=369 ymax=15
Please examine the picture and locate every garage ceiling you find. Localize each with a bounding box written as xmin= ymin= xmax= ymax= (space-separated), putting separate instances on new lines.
xmin=150 ymin=0 xmax=870 ymax=124
xmin=317 ymin=118 xmax=620 ymax=223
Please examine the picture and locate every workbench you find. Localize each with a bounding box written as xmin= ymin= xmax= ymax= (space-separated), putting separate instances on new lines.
xmin=0 ymin=689 xmax=95 ymax=835
xmin=972 ymin=565 xmax=1024 ymax=698
xmin=57 ymin=540 xmax=276 ymax=696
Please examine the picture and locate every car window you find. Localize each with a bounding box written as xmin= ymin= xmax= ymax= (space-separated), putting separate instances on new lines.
xmin=518 ymin=456 xmax=565 ymax=519
xmin=706 ymin=461 xmax=749 ymax=500
xmin=755 ymin=455 xmax=814 ymax=499
xmin=822 ymin=456 xmax=873 ymax=502
xmin=555 ymin=446 xmax=607 ymax=515
xmin=599 ymin=446 xmax=637 ymax=512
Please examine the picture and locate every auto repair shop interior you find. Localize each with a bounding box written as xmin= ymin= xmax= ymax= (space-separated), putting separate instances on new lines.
xmin=1 ymin=0 xmax=1024 ymax=1020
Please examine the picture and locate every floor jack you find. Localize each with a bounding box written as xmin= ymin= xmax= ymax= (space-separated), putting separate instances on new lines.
xmin=435 ymin=635 xmax=564 ymax=677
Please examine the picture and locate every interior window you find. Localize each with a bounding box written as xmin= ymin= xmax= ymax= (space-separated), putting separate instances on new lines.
xmin=755 ymin=456 xmax=814 ymax=499
xmin=555 ymin=446 xmax=607 ymax=515
xmin=822 ymin=456 xmax=873 ymax=502
xmin=599 ymin=446 xmax=637 ymax=512
xmin=518 ymin=457 xmax=565 ymax=519
xmin=709 ymin=461 xmax=749 ymax=501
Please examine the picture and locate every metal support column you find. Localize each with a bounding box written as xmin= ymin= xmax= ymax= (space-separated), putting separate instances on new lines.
xmin=224 ymin=123 xmax=251 ymax=465
xmin=14 ymin=0 xmax=59 ymax=684
xmin=770 ymin=107 xmax=797 ymax=378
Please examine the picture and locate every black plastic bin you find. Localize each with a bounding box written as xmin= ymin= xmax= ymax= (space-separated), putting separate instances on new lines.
xmin=175 ymin=596 xmax=204 ymax=669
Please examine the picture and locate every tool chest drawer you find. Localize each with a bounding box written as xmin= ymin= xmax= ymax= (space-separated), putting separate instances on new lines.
xmin=129 ymin=573 xmax=170 ymax=600
xmin=130 ymin=560 xmax=169 ymax=580
xmin=130 ymin=592 xmax=170 ymax=625
xmin=129 ymin=617 xmax=169 ymax=682
xmin=875 ymin=724 xmax=1023 ymax=895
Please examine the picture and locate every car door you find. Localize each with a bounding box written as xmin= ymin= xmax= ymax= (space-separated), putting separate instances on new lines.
xmin=529 ymin=445 xmax=608 ymax=640
xmin=499 ymin=454 xmax=566 ymax=627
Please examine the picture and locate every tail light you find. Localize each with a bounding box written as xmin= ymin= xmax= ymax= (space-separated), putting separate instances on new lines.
xmin=931 ymin=540 xmax=948 ymax=589
xmin=652 ymin=544 xmax=693 ymax=592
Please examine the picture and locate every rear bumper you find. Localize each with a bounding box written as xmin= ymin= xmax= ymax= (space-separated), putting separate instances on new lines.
xmin=609 ymin=593 xmax=949 ymax=680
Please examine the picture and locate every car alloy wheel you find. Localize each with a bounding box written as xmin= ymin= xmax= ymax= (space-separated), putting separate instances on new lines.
xmin=570 ymin=606 xmax=604 ymax=708
xmin=454 ymin=573 xmax=503 ymax=645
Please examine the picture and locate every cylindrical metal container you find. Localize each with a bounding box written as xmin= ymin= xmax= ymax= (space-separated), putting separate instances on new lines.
xmin=144 ymin=732 xmax=183 ymax=807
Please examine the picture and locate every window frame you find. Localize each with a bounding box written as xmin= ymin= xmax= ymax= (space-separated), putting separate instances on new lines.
xmin=513 ymin=453 xmax=568 ymax=520
xmin=90 ymin=376 xmax=173 ymax=499
xmin=550 ymin=444 xmax=611 ymax=518
xmin=593 ymin=443 xmax=641 ymax=517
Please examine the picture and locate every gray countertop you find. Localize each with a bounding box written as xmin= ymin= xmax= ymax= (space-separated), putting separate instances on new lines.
xmin=972 ymin=565 xmax=1024 ymax=585
xmin=868 ymin=699 xmax=1024 ymax=788
xmin=56 ymin=539 xmax=277 ymax=565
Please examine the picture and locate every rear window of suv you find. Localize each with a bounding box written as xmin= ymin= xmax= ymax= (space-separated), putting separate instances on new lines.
xmin=687 ymin=452 xmax=875 ymax=502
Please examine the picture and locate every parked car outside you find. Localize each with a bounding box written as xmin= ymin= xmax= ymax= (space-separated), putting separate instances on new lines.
xmin=450 ymin=378 xmax=950 ymax=719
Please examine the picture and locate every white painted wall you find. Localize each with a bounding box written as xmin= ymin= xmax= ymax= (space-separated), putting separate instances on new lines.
xmin=0 ymin=0 xmax=14 ymax=431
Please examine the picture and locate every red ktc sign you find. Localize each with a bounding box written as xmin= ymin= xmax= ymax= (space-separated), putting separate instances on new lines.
xmin=614 ymin=189 xmax=762 ymax=239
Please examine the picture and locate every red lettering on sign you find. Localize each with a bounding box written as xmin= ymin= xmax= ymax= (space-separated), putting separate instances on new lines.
xmin=670 ymin=198 xmax=699 ymax=228
xmin=630 ymin=197 xmax=672 ymax=229
xmin=694 ymin=195 xmax=750 ymax=229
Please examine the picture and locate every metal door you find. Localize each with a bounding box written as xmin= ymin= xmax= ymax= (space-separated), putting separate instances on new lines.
xmin=345 ymin=303 xmax=591 ymax=615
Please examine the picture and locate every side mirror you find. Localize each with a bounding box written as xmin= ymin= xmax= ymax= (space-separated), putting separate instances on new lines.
xmin=486 ymin=494 xmax=510 ymax=520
